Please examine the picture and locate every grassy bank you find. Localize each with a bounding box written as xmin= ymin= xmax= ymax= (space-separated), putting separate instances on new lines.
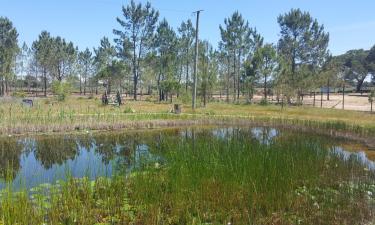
xmin=0 ymin=97 xmax=375 ymax=139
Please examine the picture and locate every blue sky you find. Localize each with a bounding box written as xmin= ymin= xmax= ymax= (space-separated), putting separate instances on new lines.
xmin=1 ymin=0 xmax=375 ymax=56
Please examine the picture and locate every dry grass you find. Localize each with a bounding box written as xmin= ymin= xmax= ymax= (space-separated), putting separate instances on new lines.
xmin=0 ymin=95 xmax=374 ymax=138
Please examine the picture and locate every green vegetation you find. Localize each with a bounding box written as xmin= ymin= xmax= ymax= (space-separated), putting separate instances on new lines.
xmin=1 ymin=2 xmax=374 ymax=108
xmin=0 ymin=2 xmax=375 ymax=224
xmin=51 ymin=81 xmax=72 ymax=101
xmin=0 ymin=128 xmax=373 ymax=224
xmin=0 ymin=97 xmax=374 ymax=137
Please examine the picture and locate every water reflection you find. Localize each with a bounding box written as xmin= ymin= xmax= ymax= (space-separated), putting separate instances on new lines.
xmin=0 ymin=127 xmax=373 ymax=189
xmin=251 ymin=127 xmax=279 ymax=145
xmin=332 ymin=147 xmax=375 ymax=171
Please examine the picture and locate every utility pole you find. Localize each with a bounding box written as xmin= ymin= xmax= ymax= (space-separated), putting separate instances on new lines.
xmin=192 ymin=10 xmax=203 ymax=109
xmin=342 ymin=83 xmax=345 ymax=110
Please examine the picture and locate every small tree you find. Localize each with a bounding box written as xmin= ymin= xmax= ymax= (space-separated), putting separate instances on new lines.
xmin=51 ymin=81 xmax=72 ymax=101
xmin=369 ymin=89 xmax=375 ymax=113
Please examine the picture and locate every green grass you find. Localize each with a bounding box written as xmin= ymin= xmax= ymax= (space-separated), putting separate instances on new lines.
xmin=127 ymin=131 xmax=374 ymax=224
xmin=0 ymin=128 xmax=373 ymax=224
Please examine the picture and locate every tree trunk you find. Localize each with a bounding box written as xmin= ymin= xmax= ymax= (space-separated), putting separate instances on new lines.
xmin=79 ymin=74 xmax=82 ymax=95
xmin=132 ymin=39 xmax=138 ymax=100
xmin=371 ymin=101 xmax=373 ymax=113
xmin=203 ymin=88 xmax=207 ymax=107
xmin=313 ymin=92 xmax=316 ymax=107
xmin=84 ymin=77 xmax=86 ymax=95
xmin=186 ymin=48 xmax=189 ymax=92
xmin=237 ymin=49 xmax=241 ymax=101
xmin=133 ymin=74 xmax=137 ymax=100
xmin=0 ymin=77 xmax=4 ymax=96
xmin=226 ymin=57 xmax=230 ymax=103
xmin=356 ymin=77 xmax=366 ymax=92
xmin=5 ymin=80 xmax=9 ymax=96
xmin=43 ymin=69 xmax=47 ymax=97
xmin=342 ymin=85 xmax=345 ymax=110
xmin=264 ymin=74 xmax=267 ymax=100
xmin=233 ymin=50 xmax=236 ymax=102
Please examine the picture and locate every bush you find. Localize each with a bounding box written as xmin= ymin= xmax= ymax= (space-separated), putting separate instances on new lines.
xmin=124 ymin=107 xmax=135 ymax=113
xmin=259 ymin=98 xmax=268 ymax=106
xmin=178 ymin=92 xmax=192 ymax=104
xmin=11 ymin=91 xmax=27 ymax=98
xmin=51 ymin=81 xmax=72 ymax=101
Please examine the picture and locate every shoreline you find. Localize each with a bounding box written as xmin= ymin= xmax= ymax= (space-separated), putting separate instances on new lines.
xmin=2 ymin=113 xmax=374 ymax=149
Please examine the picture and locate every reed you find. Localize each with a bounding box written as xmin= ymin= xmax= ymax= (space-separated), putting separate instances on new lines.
xmin=0 ymin=128 xmax=373 ymax=224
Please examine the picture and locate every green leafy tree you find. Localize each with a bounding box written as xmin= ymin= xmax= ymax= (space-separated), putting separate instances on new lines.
xmin=217 ymin=45 xmax=232 ymax=102
xmin=0 ymin=17 xmax=19 ymax=96
xmin=154 ymin=18 xmax=178 ymax=101
xmin=15 ymin=42 xmax=29 ymax=89
xmin=199 ymin=41 xmax=217 ymax=107
xmin=49 ymin=37 xmax=77 ymax=82
xmin=51 ymin=80 xmax=72 ymax=101
xmin=366 ymin=45 xmax=375 ymax=85
xmin=94 ymin=37 xmax=116 ymax=94
xmin=219 ymin=11 xmax=262 ymax=102
xmin=113 ymin=0 xmax=159 ymax=100
xmin=178 ymin=19 xmax=195 ymax=92
xmin=243 ymin=59 xmax=257 ymax=103
xmin=78 ymin=48 xmax=93 ymax=95
xmin=251 ymin=43 xmax=278 ymax=100
xmin=336 ymin=49 xmax=372 ymax=92
xmin=277 ymin=8 xmax=329 ymax=102
xmin=32 ymin=31 xmax=52 ymax=96
xmin=317 ymin=56 xmax=341 ymax=101
xmin=97 ymin=61 xmax=126 ymax=94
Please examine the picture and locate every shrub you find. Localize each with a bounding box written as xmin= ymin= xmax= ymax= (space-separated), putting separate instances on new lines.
xmin=51 ymin=81 xmax=72 ymax=101
xmin=124 ymin=107 xmax=135 ymax=113
xmin=178 ymin=92 xmax=192 ymax=104
xmin=11 ymin=91 xmax=27 ymax=98
xmin=259 ymin=98 xmax=268 ymax=106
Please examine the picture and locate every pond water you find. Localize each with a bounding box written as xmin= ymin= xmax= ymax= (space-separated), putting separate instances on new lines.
xmin=0 ymin=126 xmax=373 ymax=190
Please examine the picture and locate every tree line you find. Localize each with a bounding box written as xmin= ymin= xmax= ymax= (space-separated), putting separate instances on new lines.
xmin=0 ymin=1 xmax=374 ymax=105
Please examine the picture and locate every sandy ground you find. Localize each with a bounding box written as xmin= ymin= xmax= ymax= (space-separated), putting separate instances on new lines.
xmin=297 ymin=94 xmax=372 ymax=112
xmin=1 ymin=92 xmax=373 ymax=112
xmin=212 ymin=93 xmax=374 ymax=112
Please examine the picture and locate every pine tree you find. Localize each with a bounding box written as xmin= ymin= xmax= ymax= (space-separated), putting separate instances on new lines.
xmin=113 ymin=0 xmax=159 ymax=100
xmin=219 ymin=11 xmax=262 ymax=102
xmin=154 ymin=18 xmax=178 ymax=101
xmin=32 ymin=31 xmax=52 ymax=96
xmin=178 ymin=19 xmax=195 ymax=92
xmin=78 ymin=48 xmax=93 ymax=95
xmin=0 ymin=17 xmax=19 ymax=96
xmin=277 ymin=9 xmax=329 ymax=102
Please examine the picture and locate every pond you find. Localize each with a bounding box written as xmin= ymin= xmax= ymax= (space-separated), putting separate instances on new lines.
xmin=0 ymin=126 xmax=374 ymax=224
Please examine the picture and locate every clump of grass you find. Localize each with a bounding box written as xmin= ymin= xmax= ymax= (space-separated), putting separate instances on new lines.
xmin=127 ymin=130 xmax=375 ymax=224
xmin=0 ymin=128 xmax=374 ymax=224
xmin=0 ymin=176 xmax=135 ymax=224
xmin=123 ymin=106 xmax=135 ymax=114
